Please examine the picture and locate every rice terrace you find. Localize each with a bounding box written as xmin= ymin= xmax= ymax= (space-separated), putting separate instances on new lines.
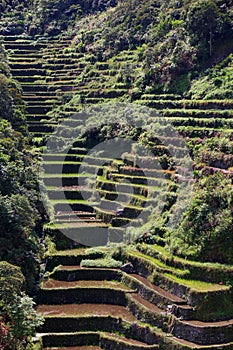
xmin=0 ymin=0 xmax=233 ymax=349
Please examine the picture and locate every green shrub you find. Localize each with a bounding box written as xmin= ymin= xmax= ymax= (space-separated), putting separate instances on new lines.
xmin=0 ymin=262 xmax=44 ymax=350
xmin=80 ymin=257 xmax=123 ymax=268
xmin=166 ymin=173 xmax=233 ymax=264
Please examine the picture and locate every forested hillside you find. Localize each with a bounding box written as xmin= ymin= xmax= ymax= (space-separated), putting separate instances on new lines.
xmin=0 ymin=43 xmax=44 ymax=348
xmin=1 ymin=0 xmax=233 ymax=93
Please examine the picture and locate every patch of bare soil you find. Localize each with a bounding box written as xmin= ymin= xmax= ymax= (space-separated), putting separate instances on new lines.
xmin=37 ymin=303 xmax=136 ymax=322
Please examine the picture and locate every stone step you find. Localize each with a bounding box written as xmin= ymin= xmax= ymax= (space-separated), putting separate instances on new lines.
xmin=25 ymin=99 xmax=59 ymax=106
xmin=30 ymin=131 xmax=51 ymax=138
xmin=42 ymin=176 xmax=91 ymax=187
xmin=41 ymin=279 xmax=132 ymax=291
xmin=21 ymin=84 xmax=51 ymax=92
xmin=27 ymin=115 xmax=53 ymax=122
xmin=47 ymin=188 xmax=92 ymax=200
xmin=27 ymin=105 xmax=52 ymax=114
xmin=44 ymin=84 xmax=76 ymax=91
xmin=9 ymin=51 xmax=43 ymax=58
xmin=45 ymin=77 xmax=77 ymax=84
xmin=164 ymin=335 xmax=233 ymax=349
xmin=47 ymin=69 xmax=82 ymax=76
xmin=42 ymin=161 xmax=100 ymax=174
xmin=8 ymin=55 xmax=43 ymax=63
xmin=53 ymin=218 xmax=101 ymax=224
xmin=110 ymin=217 xmax=133 ymax=227
xmin=44 ymin=59 xmax=87 ymax=67
xmin=7 ymin=49 xmax=43 ymax=55
xmin=127 ymin=292 xmax=193 ymax=332
xmin=45 ymin=249 xmax=105 ymax=271
xmin=2 ymin=35 xmax=34 ymax=41
xmin=23 ymin=92 xmax=60 ymax=98
xmin=28 ymin=123 xmax=56 ymax=133
xmin=136 ymin=99 xmax=233 ymax=110
xmin=42 ymin=63 xmax=73 ymax=70
xmin=124 ymin=273 xmax=187 ymax=307
xmin=128 ymin=292 xmax=166 ymax=315
xmin=173 ymin=318 xmax=233 ymax=345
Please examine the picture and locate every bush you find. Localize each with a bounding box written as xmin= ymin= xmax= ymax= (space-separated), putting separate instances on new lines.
xmin=0 ymin=51 xmax=45 ymax=293
xmin=0 ymin=262 xmax=44 ymax=350
xmin=166 ymin=173 xmax=233 ymax=264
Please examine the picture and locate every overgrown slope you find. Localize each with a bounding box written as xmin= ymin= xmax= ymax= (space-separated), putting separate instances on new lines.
xmin=0 ymin=43 xmax=45 ymax=348
xmin=69 ymin=0 xmax=233 ymax=94
xmin=0 ymin=43 xmax=45 ymax=291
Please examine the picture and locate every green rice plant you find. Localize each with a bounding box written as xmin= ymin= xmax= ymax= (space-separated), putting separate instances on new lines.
xmin=80 ymin=257 xmax=123 ymax=268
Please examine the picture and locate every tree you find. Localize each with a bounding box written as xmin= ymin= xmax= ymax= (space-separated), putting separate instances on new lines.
xmin=6 ymin=295 xmax=44 ymax=341
xmin=186 ymin=0 xmax=222 ymax=56
xmin=167 ymin=173 xmax=233 ymax=264
xmin=0 ymin=262 xmax=43 ymax=350
xmin=0 ymin=262 xmax=24 ymax=306
xmin=0 ymin=194 xmax=35 ymax=238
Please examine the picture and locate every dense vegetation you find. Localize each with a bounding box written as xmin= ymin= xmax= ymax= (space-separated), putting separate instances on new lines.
xmin=68 ymin=0 xmax=233 ymax=94
xmin=188 ymin=54 xmax=233 ymax=99
xmin=0 ymin=262 xmax=43 ymax=349
xmin=167 ymin=173 xmax=233 ymax=263
xmin=0 ymin=1 xmax=233 ymax=347
xmin=49 ymin=0 xmax=233 ymax=263
xmin=0 ymin=0 xmax=118 ymax=36
xmin=1 ymin=0 xmax=233 ymax=93
xmin=0 ymin=44 xmax=45 ymax=348
xmin=1 ymin=0 xmax=233 ymax=261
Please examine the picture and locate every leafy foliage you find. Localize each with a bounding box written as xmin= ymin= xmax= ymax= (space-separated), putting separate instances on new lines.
xmin=0 ymin=0 xmax=118 ymax=36
xmin=0 ymin=262 xmax=25 ymax=305
xmin=0 ymin=43 xmax=45 ymax=293
xmin=0 ymin=120 xmax=44 ymax=292
xmin=1 ymin=0 xmax=233 ymax=94
xmin=70 ymin=0 xmax=233 ymax=93
xmin=186 ymin=0 xmax=231 ymax=58
xmin=0 ymin=74 xmax=26 ymax=134
xmin=0 ymin=262 xmax=43 ymax=350
xmin=166 ymin=173 xmax=233 ymax=264
xmin=188 ymin=54 xmax=233 ymax=99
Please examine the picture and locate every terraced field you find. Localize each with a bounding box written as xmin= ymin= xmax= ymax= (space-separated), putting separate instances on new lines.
xmin=3 ymin=33 xmax=233 ymax=349
xmin=35 ymin=248 xmax=233 ymax=349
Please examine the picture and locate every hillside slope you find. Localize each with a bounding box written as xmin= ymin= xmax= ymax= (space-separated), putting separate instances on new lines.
xmin=1 ymin=1 xmax=233 ymax=349
xmin=1 ymin=0 xmax=233 ymax=264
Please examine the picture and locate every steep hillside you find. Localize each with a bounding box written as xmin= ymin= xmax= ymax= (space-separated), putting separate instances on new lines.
xmin=0 ymin=44 xmax=45 ymax=349
xmin=188 ymin=54 xmax=233 ymax=99
xmin=68 ymin=0 xmax=233 ymax=94
xmin=1 ymin=1 xmax=233 ymax=348
xmin=0 ymin=0 xmax=118 ymax=36
xmin=0 ymin=43 xmax=44 ymax=288
xmin=1 ymin=0 xmax=233 ymax=264
xmin=31 ymin=0 xmax=233 ymax=264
